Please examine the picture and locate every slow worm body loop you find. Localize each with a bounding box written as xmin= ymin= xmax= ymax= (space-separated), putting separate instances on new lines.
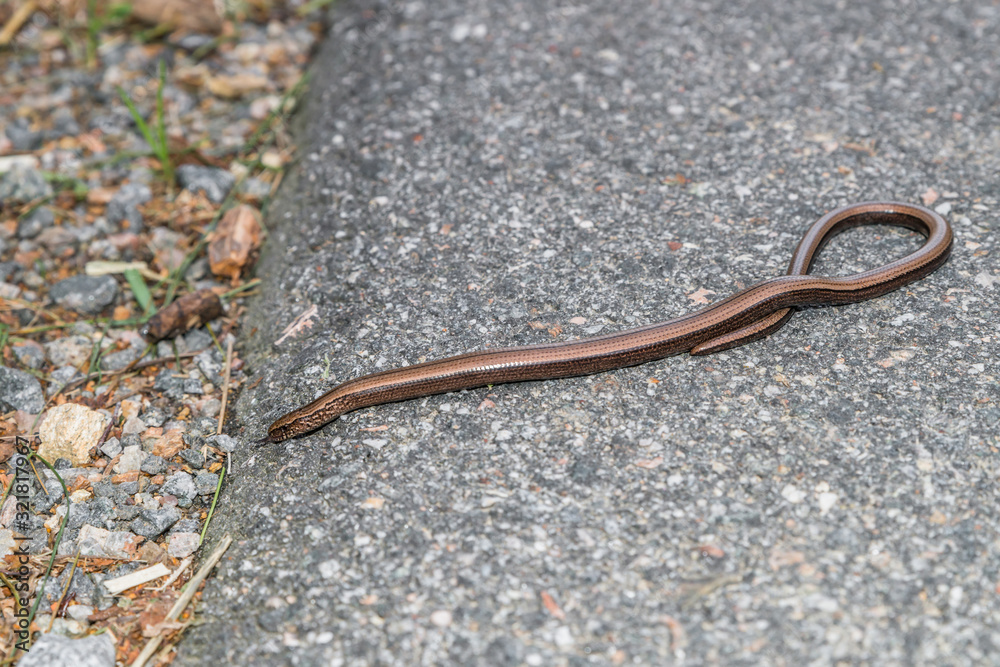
xmin=263 ymin=201 xmax=952 ymax=443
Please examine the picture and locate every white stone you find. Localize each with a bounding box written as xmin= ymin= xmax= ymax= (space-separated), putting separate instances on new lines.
xmin=66 ymin=604 xmax=95 ymax=622
xmin=450 ymin=23 xmax=470 ymax=42
xmin=121 ymin=416 xmax=147 ymax=435
xmin=781 ymin=484 xmax=806 ymax=504
xmin=430 ymin=609 xmax=452 ymax=627
xmin=817 ymin=492 xmax=838 ymax=514
xmin=168 ymin=532 xmax=201 ymax=558
xmin=0 ymin=529 xmax=14 ymax=558
xmin=115 ymin=445 xmax=147 ymax=473
xmin=38 ymin=404 xmax=110 ymax=466
xmin=76 ymin=524 xmax=141 ymax=559
xmin=554 ymin=626 xmax=574 ymax=648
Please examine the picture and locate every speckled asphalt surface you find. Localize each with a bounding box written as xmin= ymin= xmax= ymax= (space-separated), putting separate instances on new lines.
xmin=175 ymin=1 xmax=999 ymax=664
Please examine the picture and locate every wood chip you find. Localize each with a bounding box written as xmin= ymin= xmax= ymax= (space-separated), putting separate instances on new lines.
xmin=87 ymin=187 xmax=117 ymax=205
xmin=104 ymin=563 xmax=172 ymax=594
xmin=141 ymin=289 xmax=225 ymax=342
xmin=0 ymin=0 xmax=37 ymax=47
xmin=540 ymin=591 xmax=566 ymax=620
xmin=206 ymin=74 xmax=270 ymax=99
xmin=687 ymin=287 xmax=716 ymax=304
xmin=208 ymin=204 xmax=262 ymax=279
xmin=130 ymin=0 xmax=222 ymax=33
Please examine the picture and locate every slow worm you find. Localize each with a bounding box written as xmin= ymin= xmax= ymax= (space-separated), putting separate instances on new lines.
xmin=262 ymin=201 xmax=951 ymax=443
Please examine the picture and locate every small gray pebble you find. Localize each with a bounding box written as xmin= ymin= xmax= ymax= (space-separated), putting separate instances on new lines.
xmin=89 ymin=111 xmax=134 ymax=135
xmin=183 ymin=377 xmax=204 ymax=395
xmin=169 ymin=518 xmax=201 ymax=535
xmin=0 ymin=260 xmax=19 ymax=281
xmin=239 ymin=176 xmax=272 ymax=199
xmin=0 ymin=166 xmax=53 ymax=203
xmin=100 ymin=437 xmax=123 ymax=459
xmin=106 ymin=182 xmax=152 ymax=231
xmin=195 ymin=348 xmax=224 ymax=387
xmin=207 ymin=434 xmax=238 ymax=453
xmin=17 ymin=206 xmax=54 ymax=239
xmin=30 ymin=478 xmax=65 ymax=514
xmin=179 ymin=448 xmax=206 ymax=468
xmin=140 ymin=406 xmax=169 ymax=427
xmin=153 ymin=367 xmax=186 ymax=400
xmin=49 ymin=274 xmax=119 ymax=315
xmin=51 ymin=107 xmax=81 ymax=137
xmin=193 ymin=416 xmax=219 ymax=434
xmin=92 ymin=480 xmax=114 ymax=499
xmin=114 ymin=505 xmax=141 ymax=521
xmin=68 ymin=498 xmax=116 ymax=531
xmin=38 ymin=566 xmax=99 ymax=608
xmin=11 ymin=341 xmax=45 ymax=369
xmin=0 ymin=366 xmax=45 ymax=414
xmin=162 ymin=471 xmax=196 ymax=499
xmin=140 ymin=455 xmax=167 ymax=475
xmin=129 ymin=507 xmax=181 ymax=539
xmin=176 ymin=164 xmax=235 ymax=203
xmin=46 ymin=365 xmax=85 ymax=396
xmin=117 ymin=444 xmax=148 ymax=472
xmin=100 ymin=346 xmax=143 ymax=371
xmin=116 ymin=481 xmax=140 ymax=495
xmin=183 ymin=327 xmax=213 ymax=351
xmin=195 ymin=472 xmax=220 ymax=495
xmin=5 ymin=118 xmax=42 ymax=151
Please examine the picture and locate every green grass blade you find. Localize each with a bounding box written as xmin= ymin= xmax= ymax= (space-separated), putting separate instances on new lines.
xmin=124 ymin=268 xmax=153 ymax=313
xmin=155 ymin=60 xmax=173 ymax=185
xmin=24 ymin=455 xmax=71 ymax=640
xmin=199 ymin=465 xmax=226 ymax=547
xmin=118 ymin=86 xmax=156 ymax=149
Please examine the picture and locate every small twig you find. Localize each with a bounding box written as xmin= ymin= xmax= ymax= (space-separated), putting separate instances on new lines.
xmin=220 ymin=279 xmax=260 ymax=301
xmin=0 ymin=0 xmax=37 ymax=46
xmin=217 ymin=337 xmax=234 ymax=435
xmin=15 ymin=346 xmax=211 ymax=448
xmin=130 ymin=535 xmax=233 ymax=667
xmin=57 ymin=347 xmax=211 ymax=395
xmin=94 ymin=405 xmax=117 ymax=451
xmin=27 ymin=457 xmax=46 ymax=491
xmin=151 ymin=639 xmax=181 ymax=666
xmin=153 ymin=556 xmax=193 ymax=592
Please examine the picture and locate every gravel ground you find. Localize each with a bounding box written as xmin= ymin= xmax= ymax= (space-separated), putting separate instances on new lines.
xmin=0 ymin=3 xmax=321 ymax=663
xmin=180 ymin=0 xmax=999 ymax=664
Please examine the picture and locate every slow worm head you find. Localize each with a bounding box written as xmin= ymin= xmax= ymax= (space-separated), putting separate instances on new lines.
xmin=262 ymin=201 xmax=951 ymax=444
